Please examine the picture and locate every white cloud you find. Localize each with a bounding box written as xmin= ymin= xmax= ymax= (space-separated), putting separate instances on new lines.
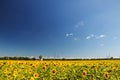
xmin=69 ymin=33 xmax=73 ymax=36
xmin=86 ymin=36 xmax=91 ymax=39
xmin=66 ymin=34 xmax=69 ymax=37
xmin=90 ymin=34 xmax=94 ymax=37
xmin=99 ymin=35 xmax=105 ymax=38
xmin=95 ymin=35 xmax=106 ymax=39
xmin=65 ymin=33 xmax=73 ymax=37
xmin=86 ymin=34 xmax=94 ymax=39
xmin=86 ymin=34 xmax=106 ymax=40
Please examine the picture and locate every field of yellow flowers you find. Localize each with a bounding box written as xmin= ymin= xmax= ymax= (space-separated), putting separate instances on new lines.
xmin=0 ymin=60 xmax=120 ymax=80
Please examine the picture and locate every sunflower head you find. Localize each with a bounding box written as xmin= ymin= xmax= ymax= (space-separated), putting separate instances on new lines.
xmin=52 ymin=69 xmax=57 ymax=75
xmin=8 ymin=72 xmax=12 ymax=76
xmin=82 ymin=70 xmax=87 ymax=77
xmin=61 ymin=67 xmax=65 ymax=71
xmin=42 ymin=66 xmax=46 ymax=71
xmin=13 ymin=72 xmax=18 ymax=77
xmin=104 ymin=72 xmax=109 ymax=79
xmin=29 ymin=69 xmax=32 ymax=74
xmin=33 ymin=72 xmax=39 ymax=78
xmin=30 ymin=77 xmax=35 ymax=80
xmin=3 ymin=68 xmax=8 ymax=73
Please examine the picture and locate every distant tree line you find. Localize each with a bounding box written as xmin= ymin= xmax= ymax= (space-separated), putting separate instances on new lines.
xmin=0 ymin=55 xmax=119 ymax=60
xmin=0 ymin=56 xmax=36 ymax=60
xmin=43 ymin=57 xmax=120 ymax=61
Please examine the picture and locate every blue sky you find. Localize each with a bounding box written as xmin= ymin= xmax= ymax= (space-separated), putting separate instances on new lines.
xmin=0 ymin=0 xmax=120 ymax=58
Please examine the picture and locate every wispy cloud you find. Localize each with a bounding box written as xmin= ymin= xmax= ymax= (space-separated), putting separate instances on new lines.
xmin=75 ymin=21 xmax=84 ymax=28
xmin=95 ymin=35 xmax=106 ymax=39
xmin=86 ymin=34 xmax=106 ymax=40
xmin=86 ymin=36 xmax=91 ymax=39
xmin=65 ymin=33 xmax=73 ymax=37
xmin=86 ymin=34 xmax=94 ymax=39
xmin=99 ymin=35 xmax=105 ymax=38
xmin=90 ymin=34 xmax=94 ymax=37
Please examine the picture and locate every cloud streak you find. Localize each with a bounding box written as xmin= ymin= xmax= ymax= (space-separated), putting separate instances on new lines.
xmin=86 ymin=34 xmax=94 ymax=39
xmin=65 ymin=33 xmax=73 ymax=37
xmin=95 ymin=35 xmax=106 ymax=39
xmin=86 ymin=34 xmax=106 ymax=40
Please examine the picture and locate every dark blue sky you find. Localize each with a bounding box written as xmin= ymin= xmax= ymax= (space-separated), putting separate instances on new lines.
xmin=0 ymin=0 xmax=120 ymax=58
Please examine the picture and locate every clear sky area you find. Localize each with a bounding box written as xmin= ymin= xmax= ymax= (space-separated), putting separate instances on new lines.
xmin=0 ymin=0 xmax=120 ymax=58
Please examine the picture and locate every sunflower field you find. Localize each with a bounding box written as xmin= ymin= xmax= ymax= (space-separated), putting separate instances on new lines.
xmin=0 ymin=60 xmax=120 ymax=80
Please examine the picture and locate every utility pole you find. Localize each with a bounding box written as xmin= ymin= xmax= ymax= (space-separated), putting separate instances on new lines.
xmin=106 ymin=52 xmax=110 ymax=58
xmin=108 ymin=52 xmax=110 ymax=58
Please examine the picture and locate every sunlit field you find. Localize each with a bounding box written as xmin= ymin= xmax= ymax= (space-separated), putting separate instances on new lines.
xmin=0 ymin=60 xmax=120 ymax=80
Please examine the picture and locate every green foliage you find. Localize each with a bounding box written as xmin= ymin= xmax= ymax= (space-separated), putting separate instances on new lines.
xmin=39 ymin=55 xmax=43 ymax=60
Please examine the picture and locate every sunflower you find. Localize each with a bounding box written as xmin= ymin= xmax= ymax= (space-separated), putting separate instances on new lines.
xmin=3 ymin=68 xmax=8 ymax=73
xmin=0 ymin=63 xmax=2 ymax=67
xmin=42 ymin=66 xmax=46 ymax=71
xmin=82 ymin=70 xmax=87 ymax=77
xmin=51 ymin=69 xmax=57 ymax=75
xmin=30 ymin=77 xmax=35 ymax=80
xmin=13 ymin=72 xmax=18 ymax=77
xmin=33 ymin=72 xmax=39 ymax=78
xmin=8 ymin=72 xmax=12 ymax=76
xmin=18 ymin=68 xmax=22 ymax=72
xmin=53 ymin=63 xmax=56 ymax=66
xmin=32 ymin=64 xmax=36 ymax=68
xmin=104 ymin=72 xmax=109 ymax=79
xmin=61 ymin=67 xmax=65 ymax=71
xmin=29 ymin=69 xmax=32 ymax=74
xmin=14 ymin=68 xmax=17 ymax=72
xmin=111 ymin=65 xmax=115 ymax=70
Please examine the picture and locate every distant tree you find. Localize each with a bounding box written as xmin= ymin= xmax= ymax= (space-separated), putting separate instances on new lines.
xmin=110 ymin=56 xmax=114 ymax=59
xmin=4 ymin=56 xmax=9 ymax=60
xmin=32 ymin=57 xmax=36 ymax=60
xmin=62 ymin=58 xmax=66 ymax=60
xmin=39 ymin=55 xmax=43 ymax=60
